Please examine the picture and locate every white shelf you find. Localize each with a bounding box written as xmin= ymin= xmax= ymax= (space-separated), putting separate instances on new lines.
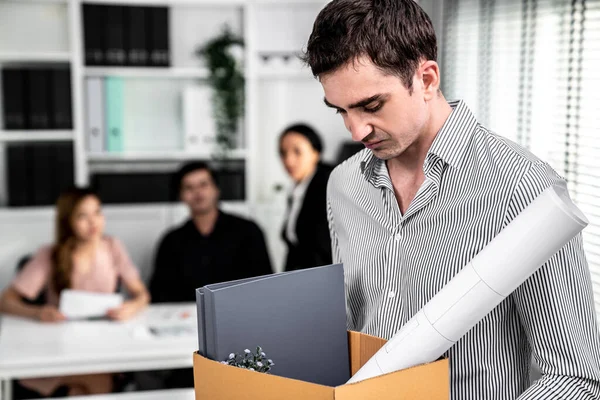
xmin=80 ymin=0 xmax=325 ymax=5
xmin=87 ymin=149 xmax=247 ymax=162
xmin=256 ymin=68 xmax=314 ymax=80
xmin=84 ymin=67 xmax=210 ymax=79
xmin=0 ymin=130 xmax=74 ymax=142
xmin=2 ymin=0 xmax=69 ymax=3
xmin=81 ymin=0 xmax=245 ymax=5
xmin=0 ymin=51 xmax=71 ymax=64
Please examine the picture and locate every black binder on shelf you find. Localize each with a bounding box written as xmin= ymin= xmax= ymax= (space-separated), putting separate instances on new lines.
xmin=219 ymin=168 xmax=246 ymax=201
xmin=197 ymin=264 xmax=351 ymax=387
xmin=2 ymin=68 xmax=27 ymax=130
xmin=127 ymin=6 xmax=148 ymax=66
xmin=91 ymin=172 xmax=172 ymax=204
xmin=26 ymin=69 xmax=51 ymax=130
xmin=148 ymin=6 xmax=170 ymax=67
xmin=54 ymin=142 xmax=75 ymax=198
xmin=7 ymin=144 xmax=33 ymax=206
xmin=50 ymin=68 xmax=73 ymax=130
xmin=6 ymin=143 xmax=74 ymax=207
xmin=83 ymin=4 xmax=105 ymax=66
xmin=105 ymin=5 xmax=127 ymax=66
xmin=31 ymin=144 xmax=54 ymax=205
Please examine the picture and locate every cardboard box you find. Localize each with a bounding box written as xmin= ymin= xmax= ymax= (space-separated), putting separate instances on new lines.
xmin=193 ymin=331 xmax=449 ymax=399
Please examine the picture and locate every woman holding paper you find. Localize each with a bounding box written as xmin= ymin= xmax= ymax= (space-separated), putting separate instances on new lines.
xmin=0 ymin=186 xmax=150 ymax=396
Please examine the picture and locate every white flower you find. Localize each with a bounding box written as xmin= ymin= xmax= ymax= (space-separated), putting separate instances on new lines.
xmin=256 ymin=362 xmax=263 ymax=367
xmin=261 ymin=352 xmax=266 ymax=357
xmin=221 ymin=361 xmax=228 ymax=365
xmin=249 ymin=368 xmax=255 ymax=371
xmin=229 ymin=353 xmax=235 ymax=359
xmin=244 ymin=349 xmax=251 ymax=354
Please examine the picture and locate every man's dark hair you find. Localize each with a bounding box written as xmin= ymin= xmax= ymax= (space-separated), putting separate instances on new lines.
xmin=302 ymin=0 xmax=437 ymax=91
xmin=280 ymin=123 xmax=324 ymax=154
xmin=174 ymin=161 xmax=219 ymax=192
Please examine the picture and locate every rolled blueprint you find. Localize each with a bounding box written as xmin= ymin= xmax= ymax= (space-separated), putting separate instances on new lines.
xmin=347 ymin=183 xmax=588 ymax=384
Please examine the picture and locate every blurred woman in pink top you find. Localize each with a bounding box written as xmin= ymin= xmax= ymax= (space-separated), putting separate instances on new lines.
xmin=0 ymin=187 xmax=150 ymax=397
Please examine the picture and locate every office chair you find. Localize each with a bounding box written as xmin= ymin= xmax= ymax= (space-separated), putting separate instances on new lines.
xmin=15 ymin=254 xmax=47 ymax=306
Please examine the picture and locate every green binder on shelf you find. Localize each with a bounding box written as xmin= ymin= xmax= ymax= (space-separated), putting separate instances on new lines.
xmin=105 ymin=77 xmax=124 ymax=152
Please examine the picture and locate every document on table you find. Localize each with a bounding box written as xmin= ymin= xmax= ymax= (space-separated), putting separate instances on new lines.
xmin=59 ymin=289 xmax=124 ymax=320
xmin=134 ymin=305 xmax=197 ymax=339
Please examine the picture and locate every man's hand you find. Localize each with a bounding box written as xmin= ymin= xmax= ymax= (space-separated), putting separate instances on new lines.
xmin=37 ymin=305 xmax=66 ymax=323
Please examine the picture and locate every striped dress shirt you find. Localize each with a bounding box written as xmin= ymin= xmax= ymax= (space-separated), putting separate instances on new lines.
xmin=327 ymin=100 xmax=600 ymax=399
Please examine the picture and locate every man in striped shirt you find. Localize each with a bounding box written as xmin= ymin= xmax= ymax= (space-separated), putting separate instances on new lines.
xmin=302 ymin=0 xmax=600 ymax=398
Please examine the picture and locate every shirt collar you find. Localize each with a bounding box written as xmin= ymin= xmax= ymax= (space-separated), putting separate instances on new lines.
xmin=361 ymin=100 xmax=478 ymax=183
xmin=427 ymin=100 xmax=478 ymax=169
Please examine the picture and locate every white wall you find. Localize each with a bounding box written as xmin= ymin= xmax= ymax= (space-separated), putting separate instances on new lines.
xmin=418 ymin=0 xmax=446 ymax=72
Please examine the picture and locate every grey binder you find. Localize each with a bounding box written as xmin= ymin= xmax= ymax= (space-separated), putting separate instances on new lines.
xmin=195 ymin=289 xmax=206 ymax=356
xmin=85 ymin=77 xmax=105 ymax=153
xmin=200 ymin=264 xmax=349 ymax=387
xmin=195 ymin=275 xmax=268 ymax=356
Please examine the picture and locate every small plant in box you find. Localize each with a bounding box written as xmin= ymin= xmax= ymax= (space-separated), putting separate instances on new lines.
xmin=221 ymin=346 xmax=275 ymax=373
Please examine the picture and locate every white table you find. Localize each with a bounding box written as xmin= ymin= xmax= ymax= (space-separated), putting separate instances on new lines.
xmin=36 ymin=388 xmax=195 ymax=400
xmin=0 ymin=303 xmax=198 ymax=400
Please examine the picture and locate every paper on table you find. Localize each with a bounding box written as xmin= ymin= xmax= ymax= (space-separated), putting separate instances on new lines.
xmin=59 ymin=289 xmax=124 ymax=320
xmin=148 ymin=325 xmax=196 ymax=338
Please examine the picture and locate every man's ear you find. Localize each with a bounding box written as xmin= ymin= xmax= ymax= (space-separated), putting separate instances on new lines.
xmin=420 ymin=60 xmax=441 ymax=101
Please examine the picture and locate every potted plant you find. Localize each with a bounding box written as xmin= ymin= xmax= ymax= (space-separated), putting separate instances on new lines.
xmin=196 ymin=24 xmax=245 ymax=160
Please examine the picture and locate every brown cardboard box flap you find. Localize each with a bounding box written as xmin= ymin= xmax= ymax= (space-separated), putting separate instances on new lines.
xmin=347 ymin=331 xmax=388 ymax=375
xmin=335 ymin=358 xmax=450 ymax=399
xmin=193 ymin=352 xmax=334 ymax=399
xmin=194 ymin=331 xmax=449 ymax=400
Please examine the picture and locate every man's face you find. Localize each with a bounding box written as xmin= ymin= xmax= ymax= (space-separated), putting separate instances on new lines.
xmin=320 ymin=56 xmax=430 ymax=161
xmin=180 ymin=169 xmax=219 ymax=216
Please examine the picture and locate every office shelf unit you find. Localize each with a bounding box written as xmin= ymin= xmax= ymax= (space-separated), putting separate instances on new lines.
xmin=0 ymin=0 xmax=358 ymax=273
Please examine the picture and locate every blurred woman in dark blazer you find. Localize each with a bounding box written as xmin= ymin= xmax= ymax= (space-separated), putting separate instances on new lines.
xmin=279 ymin=123 xmax=333 ymax=271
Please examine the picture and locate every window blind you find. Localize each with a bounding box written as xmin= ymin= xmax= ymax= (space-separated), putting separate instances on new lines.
xmin=441 ymin=0 xmax=600 ymax=322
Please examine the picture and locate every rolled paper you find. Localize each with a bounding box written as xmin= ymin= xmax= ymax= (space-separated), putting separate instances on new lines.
xmin=347 ymin=183 xmax=588 ymax=384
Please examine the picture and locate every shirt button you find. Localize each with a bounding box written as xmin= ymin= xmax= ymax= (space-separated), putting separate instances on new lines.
xmin=388 ymin=291 xmax=396 ymax=299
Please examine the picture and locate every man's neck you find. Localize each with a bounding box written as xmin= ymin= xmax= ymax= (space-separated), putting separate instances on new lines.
xmin=193 ymin=208 xmax=219 ymax=236
xmin=386 ymin=98 xmax=453 ymax=214
xmin=388 ymin=99 xmax=453 ymax=176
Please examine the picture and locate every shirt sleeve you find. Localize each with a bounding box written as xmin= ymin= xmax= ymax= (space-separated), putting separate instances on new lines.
xmin=505 ymin=161 xmax=600 ymax=399
xmin=148 ymin=233 xmax=174 ymax=303
xmin=327 ymin=197 xmax=342 ymax=265
xmin=109 ymin=237 xmax=141 ymax=284
xmin=327 ymin=180 xmax=354 ymax=331
xmin=12 ymin=246 xmax=53 ymax=301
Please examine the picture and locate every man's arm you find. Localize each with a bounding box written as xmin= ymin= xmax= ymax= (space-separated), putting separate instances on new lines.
xmin=327 ymin=186 xmax=354 ymax=331
xmin=327 ymin=197 xmax=342 ymax=265
xmin=148 ymin=234 xmax=175 ymax=304
xmin=246 ymin=222 xmax=273 ymax=276
xmin=506 ymin=162 xmax=600 ymax=399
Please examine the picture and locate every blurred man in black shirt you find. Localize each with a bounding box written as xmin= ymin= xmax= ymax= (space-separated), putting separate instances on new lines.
xmin=149 ymin=161 xmax=273 ymax=303
xmin=139 ymin=162 xmax=272 ymax=390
